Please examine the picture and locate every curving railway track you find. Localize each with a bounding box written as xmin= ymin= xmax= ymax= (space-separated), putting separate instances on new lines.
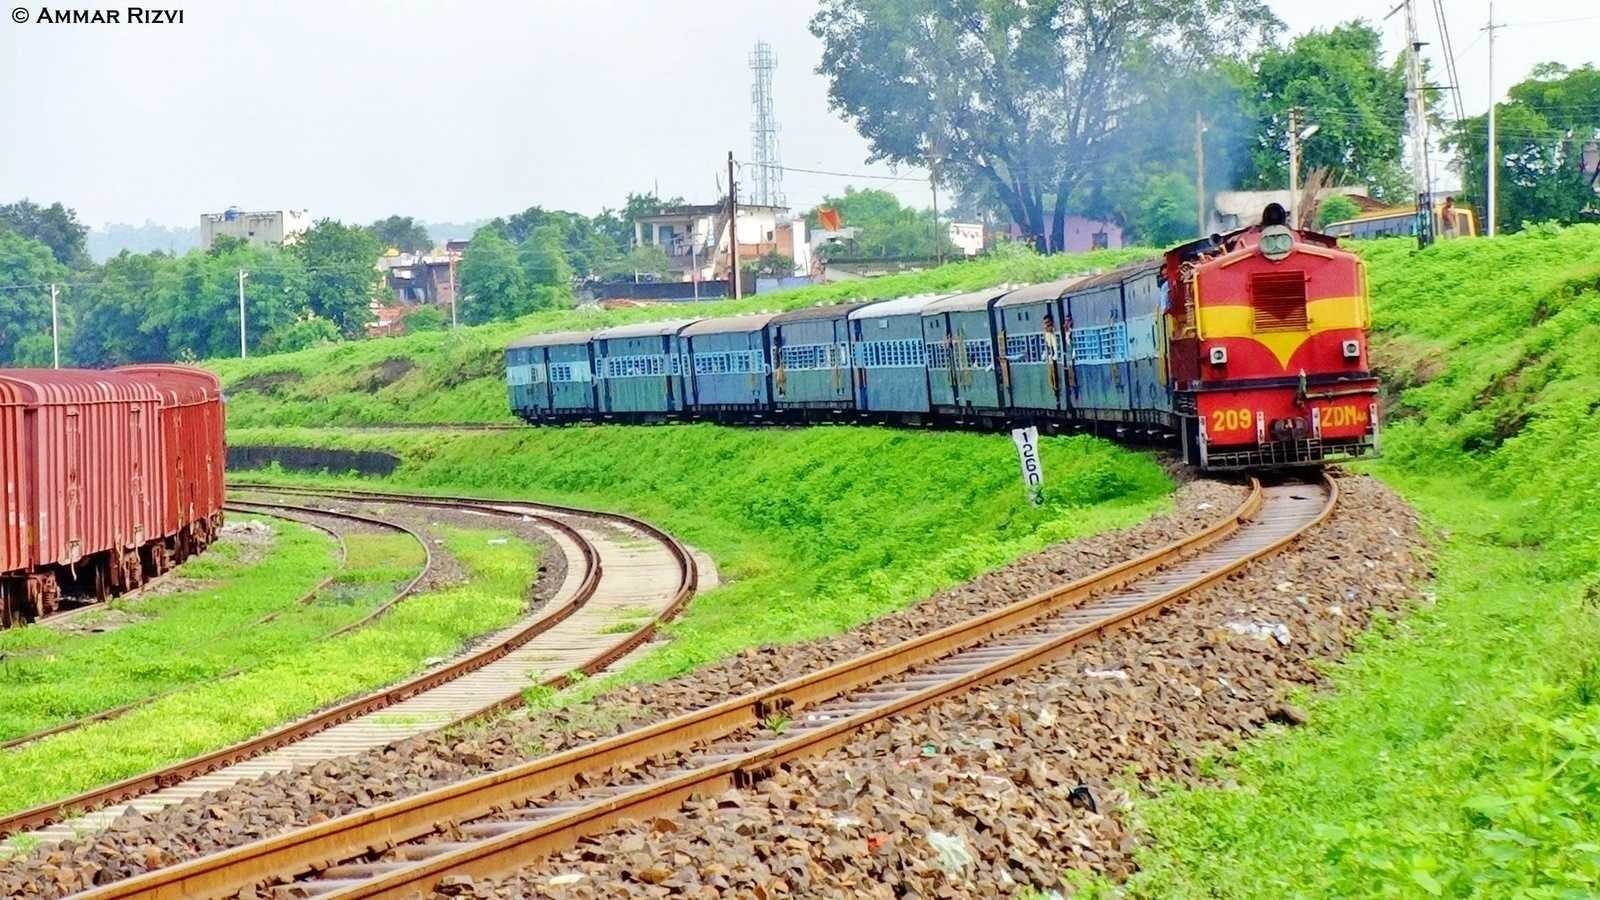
xmin=0 ymin=488 xmax=697 ymax=856
xmin=74 ymin=475 xmax=1334 ymax=899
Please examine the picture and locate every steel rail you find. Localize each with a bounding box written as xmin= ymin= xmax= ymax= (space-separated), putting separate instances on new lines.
xmin=226 ymin=482 xmax=704 ymax=703
xmin=75 ymin=477 xmax=1332 ymax=900
xmin=0 ymin=507 xmax=357 ymax=753
xmin=0 ymin=495 xmax=599 ymax=840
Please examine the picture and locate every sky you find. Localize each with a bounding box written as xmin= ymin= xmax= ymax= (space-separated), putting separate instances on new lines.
xmin=2 ymin=0 xmax=1595 ymax=230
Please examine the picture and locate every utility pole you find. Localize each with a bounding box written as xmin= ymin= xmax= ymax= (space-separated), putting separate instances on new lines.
xmin=1194 ymin=111 xmax=1207 ymax=236
xmin=727 ymin=151 xmax=743 ymax=301
xmin=1485 ymin=1 xmax=1504 ymax=237
xmin=237 ymin=268 xmax=248 ymax=358
xmin=448 ymin=251 xmax=459 ymax=328
xmin=1403 ymin=0 xmax=1435 ymax=248
xmin=930 ymin=159 xmax=942 ymax=265
xmin=49 ymin=283 xmax=60 ymax=369
xmin=1288 ymin=107 xmax=1301 ymax=228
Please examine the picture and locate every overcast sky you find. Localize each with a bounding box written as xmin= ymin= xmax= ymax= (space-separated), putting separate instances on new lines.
xmin=2 ymin=0 xmax=1595 ymax=229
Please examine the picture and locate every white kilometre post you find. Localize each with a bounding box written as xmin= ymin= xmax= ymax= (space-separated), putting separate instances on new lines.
xmin=1011 ymin=425 xmax=1045 ymax=506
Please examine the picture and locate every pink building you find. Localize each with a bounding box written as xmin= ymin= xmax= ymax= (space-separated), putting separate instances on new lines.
xmin=1007 ymin=216 xmax=1124 ymax=252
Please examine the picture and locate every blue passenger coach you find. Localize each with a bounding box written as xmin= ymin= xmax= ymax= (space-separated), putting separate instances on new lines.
xmin=992 ymin=277 xmax=1084 ymax=415
xmin=921 ymin=288 xmax=1009 ymax=417
xmin=1062 ymin=262 xmax=1170 ymax=427
xmin=770 ymin=303 xmax=866 ymax=417
xmin=680 ymin=313 xmax=777 ymax=416
xmin=848 ymin=295 xmax=946 ymax=418
xmin=593 ymin=320 xmax=696 ymax=419
xmin=506 ymin=330 xmax=598 ymax=422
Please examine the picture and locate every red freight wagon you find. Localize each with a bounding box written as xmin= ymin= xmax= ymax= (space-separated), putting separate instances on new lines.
xmin=0 ymin=379 xmax=28 ymax=592
xmin=0 ymin=370 xmax=162 ymax=622
xmin=117 ymin=365 xmax=225 ymax=562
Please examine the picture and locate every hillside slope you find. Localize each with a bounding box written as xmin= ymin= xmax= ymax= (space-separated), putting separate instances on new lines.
xmin=211 ymin=245 xmax=1149 ymax=427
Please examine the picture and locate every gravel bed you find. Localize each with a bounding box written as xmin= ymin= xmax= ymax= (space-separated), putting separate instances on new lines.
xmin=0 ymin=479 xmax=1244 ymax=896
xmin=474 ymin=474 xmax=1426 ymax=897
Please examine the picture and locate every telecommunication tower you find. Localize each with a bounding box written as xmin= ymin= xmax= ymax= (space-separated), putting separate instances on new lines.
xmin=749 ymin=40 xmax=784 ymax=208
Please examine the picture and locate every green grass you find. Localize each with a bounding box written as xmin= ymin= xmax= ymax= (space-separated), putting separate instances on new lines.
xmin=0 ymin=527 xmax=537 ymax=815
xmin=207 ymin=244 xmax=1153 ymax=428
xmin=227 ymin=424 xmax=1174 ymax=686
xmin=1109 ymin=225 xmax=1600 ymax=897
xmin=0 ymin=517 xmax=357 ymax=739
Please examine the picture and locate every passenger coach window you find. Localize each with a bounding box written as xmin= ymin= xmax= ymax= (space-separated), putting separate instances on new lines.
xmin=1249 ymin=271 xmax=1308 ymax=332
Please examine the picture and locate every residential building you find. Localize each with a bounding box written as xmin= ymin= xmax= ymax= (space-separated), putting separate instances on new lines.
xmin=1005 ymin=215 xmax=1124 ymax=252
xmin=377 ymin=248 xmax=459 ymax=307
xmin=199 ymin=207 xmax=311 ymax=250
xmin=631 ymin=200 xmax=811 ymax=282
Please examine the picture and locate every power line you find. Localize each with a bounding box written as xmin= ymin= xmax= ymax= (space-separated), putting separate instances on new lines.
xmin=735 ymin=160 xmax=926 ymax=184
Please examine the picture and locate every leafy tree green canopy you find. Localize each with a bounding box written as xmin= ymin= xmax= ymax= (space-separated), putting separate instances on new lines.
xmin=811 ymin=0 xmax=1278 ymax=252
xmin=367 ymin=215 xmax=434 ymax=254
xmin=292 ymin=219 xmax=381 ymax=337
xmin=1238 ymin=22 xmax=1410 ymax=200
xmin=1449 ymin=63 xmax=1600 ymax=234
xmin=459 ymin=226 xmax=530 ymax=325
xmin=0 ymin=199 xmax=90 ymax=269
xmin=0 ymin=231 xmax=69 ymax=365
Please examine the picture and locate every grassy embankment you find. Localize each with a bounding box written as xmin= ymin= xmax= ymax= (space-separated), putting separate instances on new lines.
xmin=0 ymin=527 xmax=536 ymax=816
xmin=211 ymin=244 xmax=1150 ymax=428
xmin=1114 ymin=224 xmax=1600 ymax=897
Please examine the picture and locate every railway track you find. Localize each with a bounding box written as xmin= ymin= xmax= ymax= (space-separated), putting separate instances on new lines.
xmin=79 ymin=475 xmax=1333 ymax=899
xmin=0 ymin=489 xmax=696 ymax=853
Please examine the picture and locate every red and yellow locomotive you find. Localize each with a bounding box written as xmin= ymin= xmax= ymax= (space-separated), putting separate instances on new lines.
xmin=1165 ymin=208 xmax=1380 ymax=469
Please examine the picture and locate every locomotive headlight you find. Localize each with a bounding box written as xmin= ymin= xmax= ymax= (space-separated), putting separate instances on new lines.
xmin=1259 ymin=225 xmax=1295 ymax=261
xmin=1342 ymin=339 xmax=1361 ymax=360
xmin=1209 ymin=346 xmax=1228 ymax=365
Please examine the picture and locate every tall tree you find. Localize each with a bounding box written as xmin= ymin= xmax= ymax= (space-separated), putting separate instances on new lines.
xmin=292 ymin=219 xmax=380 ymax=337
xmin=70 ymin=251 xmax=173 ymax=365
xmin=811 ymin=0 xmax=1278 ymax=251
xmin=367 ymin=215 xmax=434 ymax=253
xmin=1238 ymin=22 xmax=1410 ymax=200
xmin=0 ymin=232 xmax=69 ymax=365
xmin=1449 ymin=63 xmax=1600 ymax=233
xmin=0 ymin=199 xmax=90 ymax=269
xmin=519 ymin=224 xmax=574 ymax=288
xmin=459 ymin=226 xmax=530 ymax=325
xmin=806 ymin=187 xmax=946 ymax=258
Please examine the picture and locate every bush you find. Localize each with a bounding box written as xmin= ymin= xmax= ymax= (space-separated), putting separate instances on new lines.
xmin=403 ymin=305 xmax=449 ymax=332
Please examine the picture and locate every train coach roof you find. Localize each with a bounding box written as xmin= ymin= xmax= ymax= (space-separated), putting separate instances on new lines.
xmin=1064 ymin=260 xmax=1164 ymax=293
xmin=680 ymin=312 xmax=779 ymax=337
xmin=922 ymin=286 xmax=1015 ymax=314
xmin=993 ymin=276 xmax=1091 ymax=307
xmin=593 ymin=319 xmax=701 ymax=340
xmin=0 ymin=369 xmax=162 ymax=406
xmin=507 ymin=330 xmax=597 ymax=349
xmin=770 ymin=302 xmax=869 ymax=324
xmin=116 ymin=365 xmax=222 ymax=406
xmin=848 ymin=294 xmax=949 ymax=320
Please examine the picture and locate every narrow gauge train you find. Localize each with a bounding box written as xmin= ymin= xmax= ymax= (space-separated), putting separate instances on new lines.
xmin=0 ymin=365 xmax=225 ymax=625
xmin=505 ymin=215 xmax=1380 ymax=471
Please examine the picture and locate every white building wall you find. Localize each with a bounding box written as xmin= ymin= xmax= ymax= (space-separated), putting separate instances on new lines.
xmin=200 ymin=208 xmax=312 ymax=250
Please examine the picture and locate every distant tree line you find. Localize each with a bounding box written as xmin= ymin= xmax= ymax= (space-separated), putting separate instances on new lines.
xmin=813 ymin=3 xmax=1598 ymax=246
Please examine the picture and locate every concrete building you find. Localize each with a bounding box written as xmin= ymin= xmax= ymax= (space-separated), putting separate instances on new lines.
xmin=631 ymin=201 xmax=810 ymax=282
xmin=199 ymin=207 xmax=312 ymax=250
xmin=947 ymin=222 xmax=985 ymax=256
xmin=1005 ymin=215 xmax=1124 ymax=253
